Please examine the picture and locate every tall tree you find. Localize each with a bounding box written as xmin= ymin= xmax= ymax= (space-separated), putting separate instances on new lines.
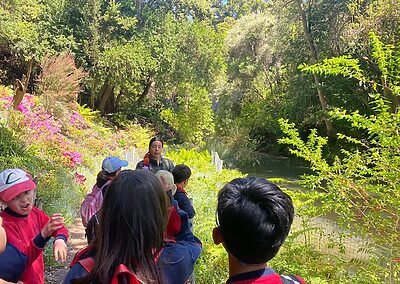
xmin=294 ymin=0 xmax=337 ymax=137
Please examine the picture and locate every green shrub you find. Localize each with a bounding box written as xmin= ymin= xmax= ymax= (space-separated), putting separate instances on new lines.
xmin=278 ymin=32 xmax=400 ymax=283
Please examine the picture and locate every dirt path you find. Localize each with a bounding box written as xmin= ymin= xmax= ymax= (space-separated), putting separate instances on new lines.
xmin=45 ymin=217 xmax=87 ymax=283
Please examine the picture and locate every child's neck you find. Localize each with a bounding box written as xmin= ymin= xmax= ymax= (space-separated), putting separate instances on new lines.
xmin=176 ymin=182 xmax=186 ymax=189
xmin=228 ymin=254 xmax=266 ymax=278
xmin=4 ymin=207 xmax=30 ymax=218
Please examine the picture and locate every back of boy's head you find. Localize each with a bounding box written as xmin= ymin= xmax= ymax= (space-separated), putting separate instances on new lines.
xmin=172 ymin=164 xmax=191 ymax=184
xmin=216 ymin=177 xmax=294 ymax=264
xmin=0 ymin=168 xmax=36 ymax=203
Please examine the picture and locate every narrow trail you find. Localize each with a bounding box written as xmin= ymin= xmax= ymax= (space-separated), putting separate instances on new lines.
xmin=45 ymin=217 xmax=87 ymax=283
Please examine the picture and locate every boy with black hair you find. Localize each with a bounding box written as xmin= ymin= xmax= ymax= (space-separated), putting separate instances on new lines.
xmin=213 ymin=177 xmax=306 ymax=284
xmin=172 ymin=164 xmax=195 ymax=219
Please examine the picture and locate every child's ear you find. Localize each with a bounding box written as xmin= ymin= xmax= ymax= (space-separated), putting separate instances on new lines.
xmin=212 ymin=227 xmax=223 ymax=245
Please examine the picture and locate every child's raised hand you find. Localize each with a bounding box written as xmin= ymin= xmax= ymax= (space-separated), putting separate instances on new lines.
xmin=53 ymin=239 xmax=67 ymax=262
xmin=41 ymin=213 xmax=64 ymax=238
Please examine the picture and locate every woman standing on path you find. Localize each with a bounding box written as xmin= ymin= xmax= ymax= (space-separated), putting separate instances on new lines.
xmin=135 ymin=137 xmax=174 ymax=173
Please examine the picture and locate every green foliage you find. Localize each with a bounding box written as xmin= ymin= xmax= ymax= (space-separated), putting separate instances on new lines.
xmin=0 ymin=0 xmax=41 ymax=60
xmin=301 ymin=32 xmax=400 ymax=113
xmin=144 ymin=16 xmax=226 ymax=134
xmin=278 ymin=33 xmax=400 ymax=282
xmin=77 ymin=104 xmax=101 ymax=124
xmin=345 ymin=0 xmax=400 ymax=50
xmin=0 ymin=0 xmax=77 ymax=84
xmin=300 ymin=55 xmax=366 ymax=81
xmin=161 ymin=85 xmax=214 ymax=144
xmin=96 ymin=41 xmax=157 ymax=88
xmin=100 ymin=0 xmax=137 ymax=40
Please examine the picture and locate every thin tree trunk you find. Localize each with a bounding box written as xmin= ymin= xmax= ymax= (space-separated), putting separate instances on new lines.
xmin=137 ymin=74 xmax=155 ymax=107
xmin=98 ymin=83 xmax=114 ymax=114
xmin=115 ymin=88 xmax=124 ymax=111
xmin=13 ymin=59 xmax=33 ymax=110
xmin=295 ymin=0 xmax=337 ymax=138
xmin=90 ymin=79 xmax=100 ymax=109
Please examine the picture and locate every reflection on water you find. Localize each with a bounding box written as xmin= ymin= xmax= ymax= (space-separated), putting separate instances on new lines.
xmin=238 ymin=154 xmax=311 ymax=182
xmin=237 ymin=154 xmax=378 ymax=262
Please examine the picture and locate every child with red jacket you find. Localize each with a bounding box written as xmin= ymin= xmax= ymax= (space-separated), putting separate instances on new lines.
xmin=0 ymin=168 xmax=69 ymax=284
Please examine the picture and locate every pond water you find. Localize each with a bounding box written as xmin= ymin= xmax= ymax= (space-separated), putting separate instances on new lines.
xmin=237 ymin=153 xmax=311 ymax=189
xmin=237 ymin=153 xmax=374 ymax=262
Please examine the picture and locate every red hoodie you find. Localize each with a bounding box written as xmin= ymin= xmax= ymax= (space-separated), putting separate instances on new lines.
xmin=0 ymin=206 xmax=68 ymax=284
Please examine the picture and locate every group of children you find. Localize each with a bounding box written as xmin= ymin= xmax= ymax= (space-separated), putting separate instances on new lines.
xmin=0 ymin=137 xmax=305 ymax=284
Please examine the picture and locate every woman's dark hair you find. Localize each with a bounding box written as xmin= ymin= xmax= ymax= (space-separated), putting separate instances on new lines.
xmin=76 ymin=170 xmax=169 ymax=283
xmin=148 ymin=136 xmax=163 ymax=150
xmin=172 ymin=164 xmax=192 ymax=184
xmin=217 ymin=177 xmax=294 ymax=264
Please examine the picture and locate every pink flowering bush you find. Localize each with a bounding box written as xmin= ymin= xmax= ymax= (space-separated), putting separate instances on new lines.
xmin=0 ymin=84 xmax=150 ymax=222
xmin=62 ymin=151 xmax=83 ymax=167
xmin=74 ymin=172 xmax=86 ymax=187
xmin=1 ymin=92 xmax=83 ymax=170
xmin=70 ymin=111 xmax=89 ymax=129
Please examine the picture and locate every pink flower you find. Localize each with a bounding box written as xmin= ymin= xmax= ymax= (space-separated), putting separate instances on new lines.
xmin=74 ymin=172 xmax=86 ymax=185
xmin=62 ymin=151 xmax=83 ymax=167
xmin=70 ymin=111 xmax=88 ymax=129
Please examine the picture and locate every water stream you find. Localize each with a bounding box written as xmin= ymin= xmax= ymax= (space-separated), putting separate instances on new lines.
xmin=237 ymin=153 xmax=311 ymax=182
xmin=236 ymin=154 xmax=374 ymax=262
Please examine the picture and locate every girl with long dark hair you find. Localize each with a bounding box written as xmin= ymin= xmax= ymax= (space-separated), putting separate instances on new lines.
xmin=64 ymin=170 xmax=201 ymax=284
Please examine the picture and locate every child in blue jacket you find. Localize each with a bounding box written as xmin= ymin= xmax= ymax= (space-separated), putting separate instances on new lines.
xmin=172 ymin=164 xmax=195 ymax=219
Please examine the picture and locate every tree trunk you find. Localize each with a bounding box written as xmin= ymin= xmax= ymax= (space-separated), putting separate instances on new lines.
xmin=295 ymin=0 xmax=337 ymax=138
xmin=96 ymin=83 xmax=107 ymax=108
xmin=115 ymin=88 xmax=124 ymax=111
xmin=98 ymin=83 xmax=114 ymax=114
xmin=90 ymin=79 xmax=100 ymax=109
xmin=136 ymin=74 xmax=155 ymax=107
xmin=13 ymin=59 xmax=33 ymax=110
